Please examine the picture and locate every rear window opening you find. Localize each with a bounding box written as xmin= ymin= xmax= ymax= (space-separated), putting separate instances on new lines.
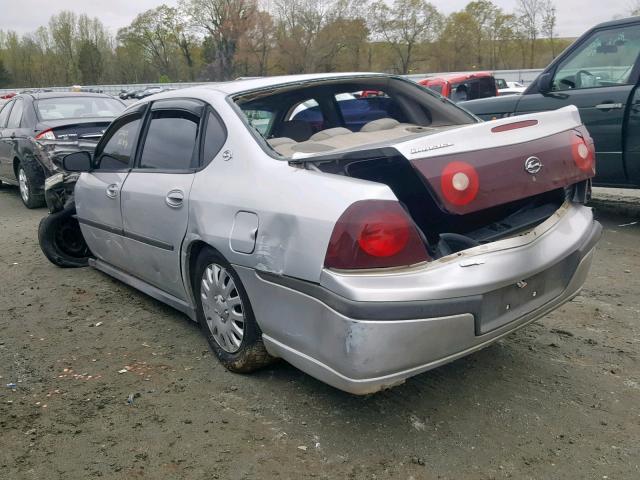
xmin=35 ymin=97 xmax=125 ymax=121
xmin=232 ymin=76 xmax=475 ymax=159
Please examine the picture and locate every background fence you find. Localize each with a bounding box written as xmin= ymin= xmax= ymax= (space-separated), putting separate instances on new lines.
xmin=0 ymin=69 xmax=544 ymax=97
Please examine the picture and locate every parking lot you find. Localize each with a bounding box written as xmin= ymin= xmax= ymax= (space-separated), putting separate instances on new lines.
xmin=0 ymin=184 xmax=639 ymax=479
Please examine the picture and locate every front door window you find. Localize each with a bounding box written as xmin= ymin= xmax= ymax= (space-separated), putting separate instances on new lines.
xmin=552 ymin=25 xmax=640 ymax=91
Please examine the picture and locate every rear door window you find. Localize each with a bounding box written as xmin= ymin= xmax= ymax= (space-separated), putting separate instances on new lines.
xmin=7 ymin=99 xmax=24 ymax=128
xmin=201 ymin=111 xmax=227 ymax=166
xmin=138 ymin=110 xmax=200 ymax=170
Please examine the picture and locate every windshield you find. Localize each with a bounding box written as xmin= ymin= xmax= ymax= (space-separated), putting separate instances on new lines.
xmin=35 ymin=97 xmax=125 ymax=121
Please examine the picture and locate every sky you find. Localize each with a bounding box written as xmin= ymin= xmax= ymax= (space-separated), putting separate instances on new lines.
xmin=0 ymin=0 xmax=632 ymax=39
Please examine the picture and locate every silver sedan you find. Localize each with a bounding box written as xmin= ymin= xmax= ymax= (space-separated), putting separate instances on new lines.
xmin=57 ymin=73 xmax=601 ymax=394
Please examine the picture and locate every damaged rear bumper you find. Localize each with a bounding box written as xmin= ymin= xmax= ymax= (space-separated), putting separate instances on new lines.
xmin=235 ymin=202 xmax=601 ymax=395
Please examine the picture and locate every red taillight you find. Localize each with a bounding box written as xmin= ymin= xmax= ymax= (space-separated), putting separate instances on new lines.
xmin=440 ymin=161 xmax=480 ymax=206
xmin=35 ymin=129 xmax=56 ymax=140
xmin=571 ymin=133 xmax=595 ymax=173
xmin=324 ymin=200 xmax=429 ymax=270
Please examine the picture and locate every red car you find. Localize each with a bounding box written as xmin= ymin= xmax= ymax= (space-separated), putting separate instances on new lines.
xmin=419 ymin=72 xmax=498 ymax=102
xmin=0 ymin=92 xmax=16 ymax=100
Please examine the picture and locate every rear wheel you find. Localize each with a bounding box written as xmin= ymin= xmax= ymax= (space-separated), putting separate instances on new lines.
xmin=194 ymin=248 xmax=273 ymax=373
xmin=17 ymin=158 xmax=45 ymax=209
xmin=38 ymin=207 xmax=91 ymax=268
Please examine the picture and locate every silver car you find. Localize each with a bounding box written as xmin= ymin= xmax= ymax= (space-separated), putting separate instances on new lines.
xmin=58 ymin=73 xmax=601 ymax=394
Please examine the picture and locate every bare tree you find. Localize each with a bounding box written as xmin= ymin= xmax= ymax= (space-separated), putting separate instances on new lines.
xmin=49 ymin=11 xmax=78 ymax=83
xmin=370 ymin=0 xmax=441 ymax=74
xmin=541 ymin=2 xmax=557 ymax=58
xmin=182 ymin=0 xmax=257 ymax=80
xmin=517 ymin=0 xmax=556 ymax=67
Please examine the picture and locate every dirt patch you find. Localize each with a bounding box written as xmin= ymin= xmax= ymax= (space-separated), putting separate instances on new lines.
xmin=1 ymin=184 xmax=639 ymax=479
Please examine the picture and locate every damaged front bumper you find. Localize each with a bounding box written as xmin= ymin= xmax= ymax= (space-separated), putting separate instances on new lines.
xmin=235 ymin=202 xmax=601 ymax=394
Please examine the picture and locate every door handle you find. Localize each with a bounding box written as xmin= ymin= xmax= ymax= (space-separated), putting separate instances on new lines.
xmin=595 ymin=102 xmax=623 ymax=110
xmin=165 ymin=189 xmax=184 ymax=208
xmin=105 ymin=184 xmax=119 ymax=198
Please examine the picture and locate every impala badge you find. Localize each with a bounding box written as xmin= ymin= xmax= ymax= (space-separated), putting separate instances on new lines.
xmin=524 ymin=156 xmax=542 ymax=174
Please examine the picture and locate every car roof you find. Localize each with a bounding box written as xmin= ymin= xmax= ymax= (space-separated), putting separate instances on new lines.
xmin=199 ymin=72 xmax=392 ymax=96
xmin=423 ymin=72 xmax=494 ymax=83
xmin=19 ymin=92 xmax=116 ymax=101
xmin=592 ymin=15 xmax=640 ymax=30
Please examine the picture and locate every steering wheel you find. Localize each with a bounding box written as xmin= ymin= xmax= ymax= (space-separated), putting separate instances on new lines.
xmin=575 ymin=69 xmax=597 ymax=89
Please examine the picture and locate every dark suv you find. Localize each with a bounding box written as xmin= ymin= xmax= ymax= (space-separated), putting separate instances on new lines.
xmin=459 ymin=16 xmax=640 ymax=188
xmin=0 ymin=92 xmax=125 ymax=208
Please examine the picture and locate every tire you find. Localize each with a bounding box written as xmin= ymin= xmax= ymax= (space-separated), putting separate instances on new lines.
xmin=17 ymin=156 xmax=45 ymax=209
xmin=194 ymin=248 xmax=274 ymax=373
xmin=38 ymin=207 xmax=91 ymax=268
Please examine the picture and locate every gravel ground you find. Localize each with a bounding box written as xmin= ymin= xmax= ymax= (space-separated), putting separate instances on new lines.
xmin=1 ymin=183 xmax=639 ymax=480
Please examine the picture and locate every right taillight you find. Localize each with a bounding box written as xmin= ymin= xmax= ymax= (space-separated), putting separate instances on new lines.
xmin=324 ymin=200 xmax=429 ymax=270
xmin=572 ymin=132 xmax=595 ymax=173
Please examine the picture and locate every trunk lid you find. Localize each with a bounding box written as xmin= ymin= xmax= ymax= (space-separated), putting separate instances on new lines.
xmin=393 ymin=105 xmax=594 ymax=215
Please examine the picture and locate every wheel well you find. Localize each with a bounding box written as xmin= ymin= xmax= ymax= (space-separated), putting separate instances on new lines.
xmin=13 ymin=157 xmax=20 ymax=177
xmin=185 ymin=240 xmax=224 ymax=302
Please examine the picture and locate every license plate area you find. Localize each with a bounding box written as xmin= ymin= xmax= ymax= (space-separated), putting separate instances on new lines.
xmin=476 ymin=255 xmax=578 ymax=335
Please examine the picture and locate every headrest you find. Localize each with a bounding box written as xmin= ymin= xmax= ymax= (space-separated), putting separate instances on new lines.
xmin=278 ymin=120 xmax=314 ymax=142
xmin=360 ymin=118 xmax=400 ymax=132
xmin=310 ymin=127 xmax=352 ymax=141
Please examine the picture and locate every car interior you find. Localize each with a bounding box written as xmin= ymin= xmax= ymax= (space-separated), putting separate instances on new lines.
xmin=234 ymin=77 xmax=475 ymax=158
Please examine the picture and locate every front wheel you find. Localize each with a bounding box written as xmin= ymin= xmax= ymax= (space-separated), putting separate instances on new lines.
xmin=38 ymin=207 xmax=91 ymax=268
xmin=194 ymin=248 xmax=274 ymax=373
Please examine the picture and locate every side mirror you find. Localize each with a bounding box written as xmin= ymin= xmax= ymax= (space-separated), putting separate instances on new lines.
xmin=63 ymin=151 xmax=93 ymax=172
xmin=537 ymin=72 xmax=553 ymax=93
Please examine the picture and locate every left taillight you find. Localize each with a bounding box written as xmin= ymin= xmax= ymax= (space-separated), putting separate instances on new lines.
xmin=35 ymin=129 xmax=56 ymax=140
xmin=324 ymin=200 xmax=429 ymax=270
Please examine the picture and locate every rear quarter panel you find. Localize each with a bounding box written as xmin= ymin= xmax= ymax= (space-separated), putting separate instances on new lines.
xmin=184 ymin=93 xmax=397 ymax=284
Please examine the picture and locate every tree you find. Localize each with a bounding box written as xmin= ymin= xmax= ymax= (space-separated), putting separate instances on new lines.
xmin=77 ymin=40 xmax=103 ymax=84
xmin=370 ymin=0 xmax=441 ymax=74
xmin=517 ymin=0 xmax=556 ymax=68
xmin=440 ymin=12 xmax=478 ymax=71
xmin=0 ymin=58 xmax=11 ymax=87
xmin=541 ymin=3 xmax=557 ymax=58
xmin=182 ymin=0 xmax=257 ymax=80
xmin=464 ymin=1 xmax=499 ymax=69
xmin=118 ymin=6 xmax=178 ymax=79
xmin=49 ymin=11 xmax=78 ymax=83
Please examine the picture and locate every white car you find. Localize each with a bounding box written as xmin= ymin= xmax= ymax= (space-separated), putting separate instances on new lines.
xmin=497 ymin=80 xmax=527 ymax=96
xmin=48 ymin=73 xmax=600 ymax=394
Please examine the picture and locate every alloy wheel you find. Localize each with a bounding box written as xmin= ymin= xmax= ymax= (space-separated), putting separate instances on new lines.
xmin=18 ymin=168 xmax=29 ymax=203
